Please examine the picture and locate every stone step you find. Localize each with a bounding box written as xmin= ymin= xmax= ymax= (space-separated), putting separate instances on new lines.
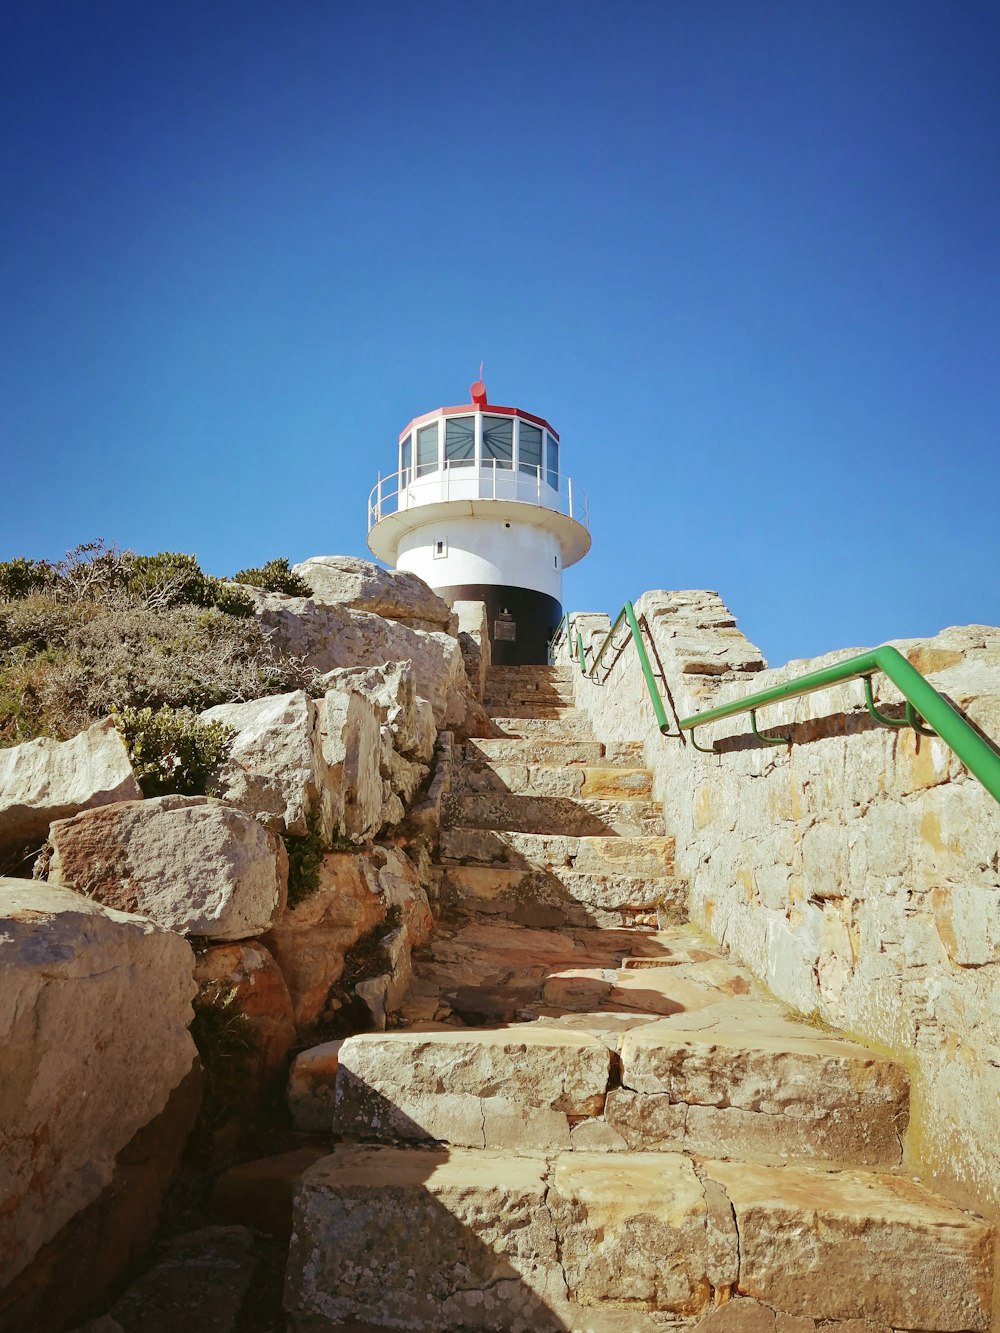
xmin=286 ymin=1144 xmax=994 ymax=1331
xmin=442 ymin=792 xmax=665 ymax=837
xmin=333 ymin=1026 xmax=612 ymax=1151
xmin=485 ymin=702 xmax=579 ymax=719
xmin=434 ymin=863 xmax=684 ymax=931
xmin=328 ymin=997 xmax=908 ymax=1167
xmin=467 ymin=737 xmax=608 ymax=766
xmin=438 ymin=828 xmax=675 ymax=878
xmin=488 ymin=665 xmax=574 ymax=685
xmin=606 ymin=997 xmax=910 ymax=1166
xmin=485 ymin=678 xmax=576 ymax=697
xmin=489 ymin=714 xmax=594 ymax=738
xmin=397 ymin=919 xmax=748 ymax=1028
xmin=467 ymin=737 xmax=645 ymax=767
xmin=454 ymin=763 xmax=653 ymax=801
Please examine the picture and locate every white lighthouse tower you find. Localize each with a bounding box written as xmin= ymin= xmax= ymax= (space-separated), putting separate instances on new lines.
xmin=367 ymin=379 xmax=590 ymax=665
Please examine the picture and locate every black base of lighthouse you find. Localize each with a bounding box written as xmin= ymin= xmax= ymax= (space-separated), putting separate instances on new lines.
xmin=436 ymin=584 xmax=562 ymax=666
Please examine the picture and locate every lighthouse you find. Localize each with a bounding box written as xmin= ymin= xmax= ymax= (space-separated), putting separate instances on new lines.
xmin=367 ymin=380 xmax=590 ymax=665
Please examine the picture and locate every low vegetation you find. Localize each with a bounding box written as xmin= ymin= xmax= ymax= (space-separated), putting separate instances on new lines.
xmin=0 ymin=541 xmax=319 ymax=748
xmin=112 ymin=705 xmax=235 ymax=798
xmin=232 ymin=556 xmax=311 ymax=597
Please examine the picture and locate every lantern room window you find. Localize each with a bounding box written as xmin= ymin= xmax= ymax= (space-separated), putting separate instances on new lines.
xmin=482 ymin=416 xmax=513 ymax=469
xmin=546 ymin=433 xmax=559 ymax=489
xmin=416 ymin=423 xmax=439 ymax=476
xmin=445 ymin=416 xmax=475 ymax=467
xmin=519 ymin=422 xmax=542 ymax=476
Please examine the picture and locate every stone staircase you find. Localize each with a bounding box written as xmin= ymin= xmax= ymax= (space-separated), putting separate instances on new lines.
xmin=284 ymin=665 xmax=995 ymax=1332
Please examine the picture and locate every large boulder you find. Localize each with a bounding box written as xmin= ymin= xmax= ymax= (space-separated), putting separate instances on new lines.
xmin=200 ymin=685 xmax=383 ymax=845
xmin=200 ymin=691 xmax=322 ymax=839
xmin=292 ymin=555 xmax=454 ymax=632
xmin=42 ymin=796 xmax=287 ymax=941
xmin=318 ymin=687 xmax=383 ymax=842
xmin=246 ymin=590 xmax=473 ymax=730
xmin=0 ymin=881 xmax=198 ymax=1299
xmin=0 ymin=719 xmax=141 ymax=869
xmin=323 ymin=661 xmax=436 ymax=763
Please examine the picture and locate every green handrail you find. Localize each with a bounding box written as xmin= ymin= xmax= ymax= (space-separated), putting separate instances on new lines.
xmin=558 ymin=604 xmax=1000 ymax=808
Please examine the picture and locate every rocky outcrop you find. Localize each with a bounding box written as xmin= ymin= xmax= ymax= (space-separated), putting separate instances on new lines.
xmin=261 ymin=846 xmax=431 ymax=1034
xmin=261 ymin=852 xmax=388 ymax=1030
xmin=200 ymin=690 xmax=322 ymax=838
xmin=292 ymin=555 xmax=454 ymax=631
xmin=43 ymin=795 xmax=288 ymax=941
xmin=0 ymin=719 xmax=141 ymax=868
xmin=322 ymin=661 xmax=436 ymax=763
xmin=0 ymin=881 xmax=198 ymax=1299
xmin=245 ymin=588 xmax=479 ymax=732
xmin=317 ymin=688 xmax=383 ymax=842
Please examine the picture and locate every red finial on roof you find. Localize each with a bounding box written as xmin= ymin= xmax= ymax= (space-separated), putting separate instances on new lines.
xmin=470 ymin=372 xmax=487 ymax=408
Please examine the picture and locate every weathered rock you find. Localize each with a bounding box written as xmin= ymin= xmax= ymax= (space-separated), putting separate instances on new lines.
xmin=200 ymin=690 xmax=323 ymax=838
xmin=285 ymin=1145 xmax=566 ymax=1330
xmin=193 ymin=941 xmax=297 ymax=1098
xmin=0 ymin=718 xmax=141 ymax=868
xmin=317 ymin=686 xmax=383 ymax=841
xmin=548 ymin=1152 xmax=714 ymax=1313
xmin=261 ymin=852 xmax=385 ymax=1029
xmin=334 ymin=1027 xmax=611 ymax=1148
xmin=369 ymin=844 xmax=433 ymax=945
xmin=323 ymin=659 xmax=436 ymax=761
xmin=703 ymin=1159 xmax=995 ymax=1331
xmin=292 ymin=554 xmax=455 ymax=631
xmin=288 ymin=1041 xmax=344 ymax=1133
xmin=3 ymin=1069 xmax=201 ymax=1333
xmin=246 ymin=588 xmax=472 ymax=729
xmin=44 ymin=795 xmax=287 ymax=941
xmin=453 ymin=600 xmax=490 ymax=701
xmin=0 ymin=881 xmax=198 ymax=1297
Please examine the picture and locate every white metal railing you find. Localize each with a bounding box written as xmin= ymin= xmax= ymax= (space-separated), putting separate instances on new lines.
xmin=367 ymin=459 xmax=590 ymax=532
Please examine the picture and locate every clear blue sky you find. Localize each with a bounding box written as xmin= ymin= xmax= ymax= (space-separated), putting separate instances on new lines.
xmin=2 ymin=1 xmax=997 ymax=667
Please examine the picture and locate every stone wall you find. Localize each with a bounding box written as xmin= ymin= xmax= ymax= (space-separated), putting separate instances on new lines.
xmin=561 ymin=591 xmax=1000 ymax=1218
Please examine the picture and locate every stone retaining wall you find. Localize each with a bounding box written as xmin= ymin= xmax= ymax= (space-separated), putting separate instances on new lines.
xmin=561 ymin=591 xmax=1000 ymax=1217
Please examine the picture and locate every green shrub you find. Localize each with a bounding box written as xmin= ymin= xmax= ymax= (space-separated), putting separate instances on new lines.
xmin=284 ymin=809 xmax=325 ymax=907
xmin=124 ymin=551 xmax=254 ymax=617
xmin=113 ymin=704 xmax=234 ymax=797
xmin=0 ymin=558 xmax=54 ymax=601
xmin=232 ymin=557 xmax=310 ymax=597
xmin=201 ymin=576 xmax=255 ymax=617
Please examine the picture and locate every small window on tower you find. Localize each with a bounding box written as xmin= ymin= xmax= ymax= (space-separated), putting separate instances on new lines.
xmin=434 ymin=539 xmax=447 ymax=559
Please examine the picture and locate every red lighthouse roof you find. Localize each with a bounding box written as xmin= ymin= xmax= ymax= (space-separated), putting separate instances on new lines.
xmin=398 ymin=381 xmax=559 ymax=443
